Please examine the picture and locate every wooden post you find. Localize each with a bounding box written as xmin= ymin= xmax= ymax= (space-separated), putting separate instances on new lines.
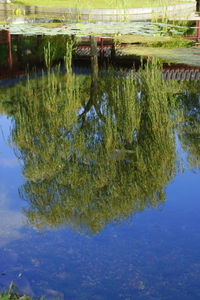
xmin=111 ymin=41 xmax=116 ymax=63
xmin=197 ymin=20 xmax=200 ymax=41
xmin=197 ymin=0 xmax=200 ymax=11
xmin=7 ymin=31 xmax=13 ymax=69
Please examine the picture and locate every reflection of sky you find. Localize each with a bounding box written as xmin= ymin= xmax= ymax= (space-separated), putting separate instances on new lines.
xmin=0 ymin=115 xmax=200 ymax=299
xmin=1 ymin=169 xmax=198 ymax=300
xmin=0 ymin=116 xmax=25 ymax=247
xmin=0 ymin=116 xmax=20 ymax=173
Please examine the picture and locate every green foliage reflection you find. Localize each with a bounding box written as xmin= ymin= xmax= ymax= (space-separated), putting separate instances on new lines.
xmin=177 ymin=81 xmax=200 ymax=169
xmin=0 ymin=61 xmax=179 ymax=234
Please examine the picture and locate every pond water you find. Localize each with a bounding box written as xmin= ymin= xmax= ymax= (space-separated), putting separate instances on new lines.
xmin=0 ymin=33 xmax=200 ymax=300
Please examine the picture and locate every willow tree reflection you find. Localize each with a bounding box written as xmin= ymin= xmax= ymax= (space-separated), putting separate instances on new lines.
xmin=1 ymin=60 xmax=178 ymax=234
xmin=177 ymin=81 xmax=200 ymax=169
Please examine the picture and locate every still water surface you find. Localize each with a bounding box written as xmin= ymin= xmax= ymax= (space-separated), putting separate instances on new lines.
xmin=0 ymin=56 xmax=200 ymax=299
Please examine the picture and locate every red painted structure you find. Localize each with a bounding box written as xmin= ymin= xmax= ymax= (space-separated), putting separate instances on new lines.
xmin=185 ymin=20 xmax=200 ymax=41
xmin=0 ymin=30 xmax=13 ymax=69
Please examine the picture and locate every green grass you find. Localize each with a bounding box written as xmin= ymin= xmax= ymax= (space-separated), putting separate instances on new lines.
xmin=0 ymin=284 xmax=32 ymax=300
xmin=13 ymin=0 xmax=191 ymax=9
xmin=0 ymin=284 xmax=45 ymax=300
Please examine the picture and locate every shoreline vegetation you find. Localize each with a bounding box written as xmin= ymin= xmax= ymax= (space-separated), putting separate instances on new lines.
xmin=13 ymin=0 xmax=193 ymax=9
xmin=0 ymin=284 xmax=34 ymax=300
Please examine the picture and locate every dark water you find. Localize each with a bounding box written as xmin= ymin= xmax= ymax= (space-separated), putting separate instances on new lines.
xmin=0 ymin=41 xmax=200 ymax=299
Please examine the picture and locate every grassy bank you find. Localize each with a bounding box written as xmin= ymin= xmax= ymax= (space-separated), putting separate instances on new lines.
xmin=13 ymin=0 xmax=192 ymax=9
xmin=115 ymin=35 xmax=195 ymax=47
xmin=121 ymin=45 xmax=200 ymax=66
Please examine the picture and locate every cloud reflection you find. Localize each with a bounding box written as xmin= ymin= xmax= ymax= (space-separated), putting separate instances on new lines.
xmin=0 ymin=192 xmax=25 ymax=247
xmin=0 ymin=158 xmax=20 ymax=168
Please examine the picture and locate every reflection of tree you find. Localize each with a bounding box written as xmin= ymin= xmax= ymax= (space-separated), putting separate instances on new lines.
xmin=80 ymin=36 xmax=106 ymax=124
xmin=1 ymin=60 xmax=178 ymax=234
xmin=177 ymin=81 xmax=200 ymax=169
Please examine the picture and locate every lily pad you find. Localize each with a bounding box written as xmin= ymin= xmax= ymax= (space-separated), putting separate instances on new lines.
xmin=0 ymin=21 xmax=190 ymax=37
